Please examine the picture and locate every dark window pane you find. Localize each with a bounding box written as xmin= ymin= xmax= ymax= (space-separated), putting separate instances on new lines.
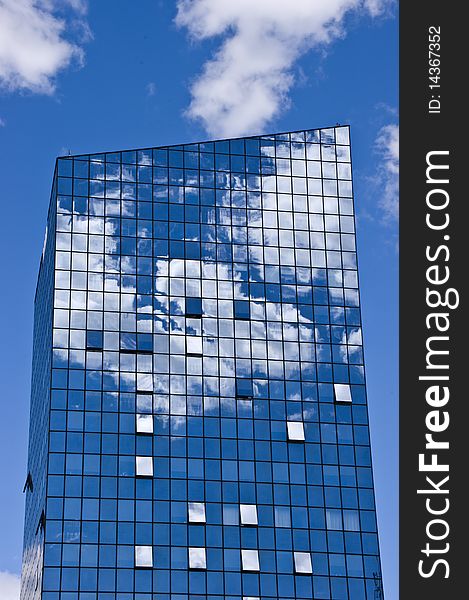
xmin=86 ymin=331 xmax=103 ymax=351
xmin=137 ymin=334 xmax=153 ymax=353
xmin=234 ymin=300 xmax=250 ymax=320
xmin=236 ymin=379 xmax=253 ymax=398
xmin=186 ymin=297 xmax=202 ymax=317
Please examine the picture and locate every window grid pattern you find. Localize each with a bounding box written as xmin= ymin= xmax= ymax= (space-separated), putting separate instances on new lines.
xmin=27 ymin=127 xmax=382 ymax=600
xmin=21 ymin=185 xmax=57 ymax=600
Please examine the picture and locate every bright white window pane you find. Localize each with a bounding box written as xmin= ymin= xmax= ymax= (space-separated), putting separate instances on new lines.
xmin=334 ymin=383 xmax=352 ymax=403
xmin=287 ymin=421 xmax=305 ymax=441
xmin=240 ymin=504 xmax=258 ymax=526
xmin=136 ymin=373 xmax=153 ymax=392
xmin=189 ymin=547 xmax=206 ymax=569
xmin=241 ymin=549 xmax=260 ymax=572
xmin=335 ymin=126 xmax=350 ymax=145
xmin=136 ymin=456 xmax=153 ymax=477
xmin=135 ymin=545 xmax=152 ymax=568
xmin=294 ymin=551 xmax=313 ymax=574
xmin=186 ymin=336 xmax=203 ymax=355
xmin=136 ymin=414 xmax=153 ymax=434
xmin=188 ymin=502 xmax=206 ymax=523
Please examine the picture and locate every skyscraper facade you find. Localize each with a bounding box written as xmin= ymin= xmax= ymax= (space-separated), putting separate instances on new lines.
xmin=21 ymin=126 xmax=383 ymax=600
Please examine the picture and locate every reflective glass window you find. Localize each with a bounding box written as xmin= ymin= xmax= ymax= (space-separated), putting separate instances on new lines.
xmin=135 ymin=545 xmax=152 ymax=568
xmin=189 ymin=547 xmax=206 ymax=569
xmin=334 ymin=383 xmax=352 ymax=403
xmin=135 ymin=456 xmax=153 ymax=477
xmin=241 ymin=549 xmax=260 ymax=572
xmin=294 ymin=551 xmax=313 ymax=574
xmin=287 ymin=421 xmax=305 ymax=441
xmin=240 ymin=504 xmax=258 ymax=526
xmin=186 ymin=297 xmax=202 ymax=317
xmin=188 ymin=502 xmax=206 ymax=523
xmin=136 ymin=414 xmax=153 ymax=434
xmin=234 ymin=300 xmax=250 ymax=320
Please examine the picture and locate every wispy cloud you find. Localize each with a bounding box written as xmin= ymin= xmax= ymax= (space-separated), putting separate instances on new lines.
xmin=175 ymin=0 xmax=391 ymax=137
xmin=0 ymin=0 xmax=89 ymax=94
xmin=0 ymin=571 xmax=20 ymax=600
xmin=146 ymin=82 xmax=156 ymax=97
xmin=60 ymin=0 xmax=88 ymax=16
xmin=374 ymin=123 xmax=399 ymax=222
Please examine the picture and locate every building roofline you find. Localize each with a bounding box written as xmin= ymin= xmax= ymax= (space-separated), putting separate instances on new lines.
xmin=56 ymin=123 xmax=351 ymax=161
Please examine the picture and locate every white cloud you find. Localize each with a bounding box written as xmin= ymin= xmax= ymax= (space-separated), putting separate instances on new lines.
xmin=0 ymin=571 xmax=20 ymax=600
xmin=175 ymin=0 xmax=390 ymax=137
xmin=374 ymin=123 xmax=399 ymax=222
xmin=0 ymin=0 xmax=87 ymax=94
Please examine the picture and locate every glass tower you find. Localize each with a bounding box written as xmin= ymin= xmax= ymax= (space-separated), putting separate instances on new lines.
xmin=21 ymin=126 xmax=384 ymax=600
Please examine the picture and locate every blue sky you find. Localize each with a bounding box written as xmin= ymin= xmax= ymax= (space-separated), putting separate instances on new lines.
xmin=0 ymin=1 xmax=398 ymax=598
